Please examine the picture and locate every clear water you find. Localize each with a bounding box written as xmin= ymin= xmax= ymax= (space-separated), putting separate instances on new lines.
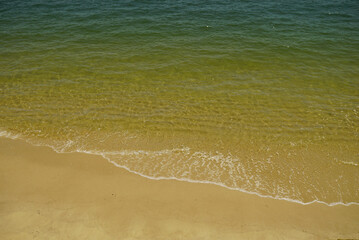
xmin=1 ymin=0 xmax=358 ymax=204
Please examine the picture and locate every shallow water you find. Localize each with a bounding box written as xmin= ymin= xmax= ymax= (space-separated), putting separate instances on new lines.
xmin=1 ymin=0 xmax=358 ymax=204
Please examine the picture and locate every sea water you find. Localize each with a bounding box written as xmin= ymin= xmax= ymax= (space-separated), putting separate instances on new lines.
xmin=1 ymin=0 xmax=358 ymax=205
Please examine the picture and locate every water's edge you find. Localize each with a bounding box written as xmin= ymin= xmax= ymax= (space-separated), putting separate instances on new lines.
xmin=1 ymin=130 xmax=357 ymax=207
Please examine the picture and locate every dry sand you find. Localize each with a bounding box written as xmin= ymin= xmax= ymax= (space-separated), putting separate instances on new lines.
xmin=0 ymin=137 xmax=358 ymax=239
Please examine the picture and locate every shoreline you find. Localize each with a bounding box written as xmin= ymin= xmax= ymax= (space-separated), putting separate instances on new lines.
xmin=1 ymin=137 xmax=359 ymax=239
xmin=1 ymin=131 xmax=357 ymax=207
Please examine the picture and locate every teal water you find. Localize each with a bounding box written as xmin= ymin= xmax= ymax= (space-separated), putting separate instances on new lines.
xmin=1 ymin=0 xmax=358 ymax=204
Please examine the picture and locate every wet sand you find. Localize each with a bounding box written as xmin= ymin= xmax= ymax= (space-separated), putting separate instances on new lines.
xmin=0 ymin=137 xmax=358 ymax=240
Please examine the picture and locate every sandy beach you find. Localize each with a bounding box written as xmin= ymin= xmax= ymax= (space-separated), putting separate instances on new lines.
xmin=0 ymin=137 xmax=358 ymax=239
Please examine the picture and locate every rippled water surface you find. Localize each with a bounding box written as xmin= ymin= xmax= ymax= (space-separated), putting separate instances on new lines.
xmin=1 ymin=0 xmax=358 ymax=204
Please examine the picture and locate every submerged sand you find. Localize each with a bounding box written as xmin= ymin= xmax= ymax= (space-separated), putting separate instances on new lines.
xmin=0 ymin=137 xmax=358 ymax=240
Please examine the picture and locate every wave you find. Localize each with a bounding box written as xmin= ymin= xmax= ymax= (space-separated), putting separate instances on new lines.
xmin=0 ymin=129 xmax=358 ymax=207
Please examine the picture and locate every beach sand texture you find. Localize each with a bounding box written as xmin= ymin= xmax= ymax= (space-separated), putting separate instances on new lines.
xmin=1 ymin=137 xmax=358 ymax=240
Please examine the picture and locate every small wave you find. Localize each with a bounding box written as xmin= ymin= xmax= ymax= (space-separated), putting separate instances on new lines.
xmin=0 ymin=130 xmax=20 ymax=140
xmin=0 ymin=129 xmax=358 ymax=207
xmin=102 ymin=156 xmax=359 ymax=207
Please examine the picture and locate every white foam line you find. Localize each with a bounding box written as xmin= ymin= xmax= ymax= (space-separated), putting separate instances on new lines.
xmin=0 ymin=130 xmax=20 ymax=139
xmin=102 ymin=156 xmax=359 ymax=207
xmin=1 ymin=131 xmax=358 ymax=207
xmin=340 ymin=161 xmax=359 ymax=167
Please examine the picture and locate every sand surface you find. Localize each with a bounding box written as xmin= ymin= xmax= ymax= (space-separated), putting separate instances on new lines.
xmin=0 ymin=137 xmax=358 ymax=240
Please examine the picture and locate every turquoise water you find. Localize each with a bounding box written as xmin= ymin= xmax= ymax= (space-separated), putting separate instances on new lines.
xmin=1 ymin=0 xmax=358 ymax=204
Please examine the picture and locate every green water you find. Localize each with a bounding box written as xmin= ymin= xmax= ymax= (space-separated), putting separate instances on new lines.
xmin=1 ymin=0 xmax=358 ymax=204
